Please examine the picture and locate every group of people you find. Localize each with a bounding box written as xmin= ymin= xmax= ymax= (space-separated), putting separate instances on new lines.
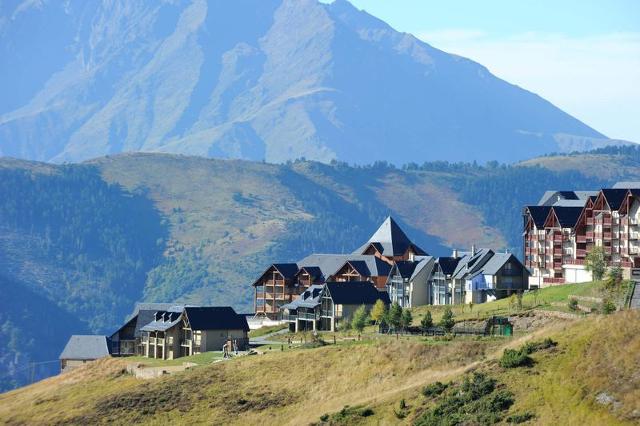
xmin=222 ymin=338 xmax=239 ymax=359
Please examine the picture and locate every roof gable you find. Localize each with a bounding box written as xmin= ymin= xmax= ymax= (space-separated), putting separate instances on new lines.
xmin=59 ymin=335 xmax=110 ymax=360
xmin=354 ymin=216 xmax=427 ymax=256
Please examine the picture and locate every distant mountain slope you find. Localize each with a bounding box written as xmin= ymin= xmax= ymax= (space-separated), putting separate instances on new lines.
xmin=0 ymin=0 xmax=627 ymax=164
xmin=0 ymin=149 xmax=622 ymax=390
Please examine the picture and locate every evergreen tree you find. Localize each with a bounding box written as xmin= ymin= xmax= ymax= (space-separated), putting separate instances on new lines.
xmin=388 ymin=302 xmax=403 ymax=332
xmin=440 ymin=307 xmax=455 ymax=332
xmin=420 ymin=311 xmax=433 ymax=335
xmin=401 ymin=308 xmax=413 ymax=331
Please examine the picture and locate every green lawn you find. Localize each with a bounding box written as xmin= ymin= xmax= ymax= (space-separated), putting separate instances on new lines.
xmin=412 ymin=281 xmax=602 ymax=324
xmin=248 ymin=324 xmax=288 ymax=338
xmin=124 ymin=351 xmax=223 ymax=367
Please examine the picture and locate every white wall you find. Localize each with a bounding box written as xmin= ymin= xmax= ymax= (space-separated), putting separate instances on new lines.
xmin=563 ymin=265 xmax=592 ymax=283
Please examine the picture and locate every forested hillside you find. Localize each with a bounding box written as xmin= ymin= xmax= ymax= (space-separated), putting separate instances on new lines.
xmin=0 ymin=147 xmax=634 ymax=390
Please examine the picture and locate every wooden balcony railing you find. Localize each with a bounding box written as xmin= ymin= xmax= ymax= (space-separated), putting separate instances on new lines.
xmin=543 ymin=277 xmax=565 ymax=284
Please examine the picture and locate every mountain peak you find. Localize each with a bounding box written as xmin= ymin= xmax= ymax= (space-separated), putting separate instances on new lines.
xmin=0 ymin=0 xmax=623 ymax=164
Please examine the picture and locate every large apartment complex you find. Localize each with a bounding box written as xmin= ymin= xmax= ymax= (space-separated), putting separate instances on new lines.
xmin=253 ymin=216 xmax=528 ymax=319
xmin=523 ymin=183 xmax=640 ymax=286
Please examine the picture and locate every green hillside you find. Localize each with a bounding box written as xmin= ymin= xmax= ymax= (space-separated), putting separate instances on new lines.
xmin=0 ymin=147 xmax=633 ymax=390
xmin=1 ymin=306 xmax=637 ymax=425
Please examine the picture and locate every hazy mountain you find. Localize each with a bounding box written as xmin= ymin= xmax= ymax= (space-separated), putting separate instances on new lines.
xmin=0 ymin=0 xmax=628 ymax=164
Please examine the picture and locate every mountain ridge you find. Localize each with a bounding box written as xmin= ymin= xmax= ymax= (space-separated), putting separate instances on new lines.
xmin=0 ymin=0 xmax=628 ymax=164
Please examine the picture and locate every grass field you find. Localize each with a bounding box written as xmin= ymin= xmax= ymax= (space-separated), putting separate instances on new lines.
xmin=412 ymin=281 xmax=602 ymax=324
xmin=124 ymin=351 xmax=223 ymax=367
xmin=0 ymin=299 xmax=637 ymax=425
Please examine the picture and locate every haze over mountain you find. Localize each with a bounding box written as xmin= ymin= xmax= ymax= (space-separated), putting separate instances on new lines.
xmin=0 ymin=0 xmax=628 ymax=164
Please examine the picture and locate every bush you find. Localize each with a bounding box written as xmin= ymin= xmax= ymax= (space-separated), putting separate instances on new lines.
xmin=568 ymin=298 xmax=578 ymax=311
xmin=507 ymin=411 xmax=536 ymax=424
xmin=422 ymin=381 xmax=448 ymax=397
xmin=415 ymin=373 xmax=514 ymax=426
xmin=360 ymin=408 xmax=374 ymax=417
xmin=500 ymin=349 xmax=533 ymax=368
xmin=602 ymin=299 xmax=616 ymax=314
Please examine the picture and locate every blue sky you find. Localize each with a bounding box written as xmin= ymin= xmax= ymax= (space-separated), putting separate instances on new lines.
xmin=331 ymin=0 xmax=640 ymax=142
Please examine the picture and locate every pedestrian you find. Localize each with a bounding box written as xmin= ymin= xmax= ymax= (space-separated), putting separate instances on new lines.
xmin=233 ymin=338 xmax=238 ymax=355
xmin=222 ymin=342 xmax=228 ymax=359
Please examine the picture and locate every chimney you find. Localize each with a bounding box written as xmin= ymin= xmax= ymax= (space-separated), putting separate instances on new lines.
xmin=471 ymin=244 xmax=476 ymax=256
xmin=452 ymin=248 xmax=459 ymax=258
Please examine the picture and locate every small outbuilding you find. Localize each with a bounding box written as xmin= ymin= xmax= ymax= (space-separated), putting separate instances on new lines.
xmin=59 ymin=335 xmax=110 ymax=373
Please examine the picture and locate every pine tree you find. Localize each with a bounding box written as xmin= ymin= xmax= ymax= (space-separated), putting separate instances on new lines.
xmin=420 ymin=311 xmax=433 ymax=335
xmin=388 ymin=302 xmax=403 ymax=332
xmin=401 ymin=309 xmax=413 ymax=331
xmin=439 ymin=307 xmax=455 ymax=332
xmin=351 ymin=305 xmax=369 ymax=339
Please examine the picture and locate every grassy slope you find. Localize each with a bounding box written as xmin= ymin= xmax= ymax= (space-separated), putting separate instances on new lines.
xmin=519 ymin=153 xmax=640 ymax=180
xmin=412 ymin=281 xmax=601 ymax=323
xmin=1 ymin=310 xmax=637 ymax=425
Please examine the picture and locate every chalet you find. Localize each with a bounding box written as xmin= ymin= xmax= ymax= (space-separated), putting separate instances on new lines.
xmin=431 ymin=256 xmax=462 ymax=305
xmin=451 ymin=248 xmax=528 ymax=304
xmin=59 ymin=335 xmax=110 ymax=373
xmin=354 ymin=216 xmax=428 ymax=262
xmin=281 ymin=281 xmax=390 ymax=332
xmin=109 ymin=303 xmax=180 ymax=356
xmin=524 ymin=183 xmax=640 ymax=286
xmin=141 ymin=306 xmax=249 ymax=360
xmin=253 ymin=216 xmax=421 ymax=318
xmin=386 ymin=257 xmax=435 ymax=308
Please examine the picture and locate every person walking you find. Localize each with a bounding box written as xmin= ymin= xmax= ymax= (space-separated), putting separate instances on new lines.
xmin=233 ymin=338 xmax=238 ymax=355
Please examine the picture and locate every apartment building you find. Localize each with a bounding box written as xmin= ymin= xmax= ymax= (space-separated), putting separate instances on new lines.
xmin=524 ymin=184 xmax=640 ymax=286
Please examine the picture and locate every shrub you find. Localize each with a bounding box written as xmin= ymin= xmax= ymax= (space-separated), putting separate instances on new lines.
xmin=602 ymin=299 xmax=616 ymax=314
xmin=319 ymin=414 xmax=329 ymax=422
xmin=422 ymin=381 xmax=448 ymax=397
xmin=568 ymin=298 xmax=578 ymax=311
xmin=500 ymin=348 xmax=533 ymax=368
xmin=360 ymin=408 xmax=374 ymax=417
xmin=507 ymin=411 xmax=536 ymax=424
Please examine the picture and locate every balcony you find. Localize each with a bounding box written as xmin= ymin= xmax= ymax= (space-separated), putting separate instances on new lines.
xmin=630 ymin=232 xmax=640 ymax=240
xmin=603 ymin=232 xmax=612 ymax=239
xmin=566 ymin=259 xmax=585 ymax=266
xmin=543 ymin=277 xmax=565 ymax=285
xmin=553 ymin=249 xmax=562 ymax=256
xmin=553 ymin=235 xmax=563 ymax=242
xmin=586 ymin=231 xmax=594 ymax=240
xmin=576 ymin=235 xmax=587 ymax=243
xmin=603 ymin=217 xmax=612 ymax=225
xmin=586 ymin=218 xmax=594 ymax=226
xmin=575 ymin=249 xmax=587 ymax=257
xmin=298 ymin=312 xmax=319 ymax=321
xmin=553 ymin=262 xmax=562 ymax=269
xmin=629 ymin=218 xmax=639 ymax=226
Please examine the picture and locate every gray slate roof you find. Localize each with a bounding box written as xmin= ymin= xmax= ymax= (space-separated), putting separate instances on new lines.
xmin=297 ymin=254 xmax=391 ymax=279
xmin=538 ymin=190 xmax=598 ymax=206
xmin=281 ymin=284 xmax=325 ymax=310
xmin=353 ymin=216 xmax=427 ymax=256
xmin=452 ymin=248 xmax=494 ymax=279
xmin=59 ymin=335 xmax=110 ymax=360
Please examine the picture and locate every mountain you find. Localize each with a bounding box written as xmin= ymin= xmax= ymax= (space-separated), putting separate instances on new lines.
xmin=0 ymin=0 xmax=628 ymax=164
xmin=2 ymin=147 xmax=633 ymax=391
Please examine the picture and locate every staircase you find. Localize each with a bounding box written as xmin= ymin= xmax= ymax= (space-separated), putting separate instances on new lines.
xmin=630 ymin=282 xmax=640 ymax=310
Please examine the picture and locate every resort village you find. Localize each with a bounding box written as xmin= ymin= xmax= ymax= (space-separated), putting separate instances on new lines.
xmin=59 ymin=181 xmax=640 ymax=371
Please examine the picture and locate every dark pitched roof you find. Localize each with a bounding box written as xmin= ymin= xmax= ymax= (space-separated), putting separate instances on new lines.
xmin=436 ymin=257 xmax=461 ymax=275
xmin=552 ymin=206 xmax=583 ymax=227
xmin=184 ymin=307 xmax=249 ymax=332
xmin=324 ymin=281 xmax=390 ymax=305
xmin=526 ymin=206 xmax=552 ymax=228
xmin=347 ymin=260 xmax=371 ymax=276
xmin=298 ymin=254 xmax=391 ymax=279
xmin=601 ymin=189 xmax=629 ymax=211
xmin=296 ymin=266 xmax=322 ymax=280
xmin=273 ymin=263 xmax=299 ymax=279
xmin=59 ymin=335 xmax=110 ymax=360
xmin=393 ymin=261 xmax=420 ymax=278
xmin=354 ymin=216 xmax=427 ymax=256
xmin=114 ymin=303 xmax=184 ymax=339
